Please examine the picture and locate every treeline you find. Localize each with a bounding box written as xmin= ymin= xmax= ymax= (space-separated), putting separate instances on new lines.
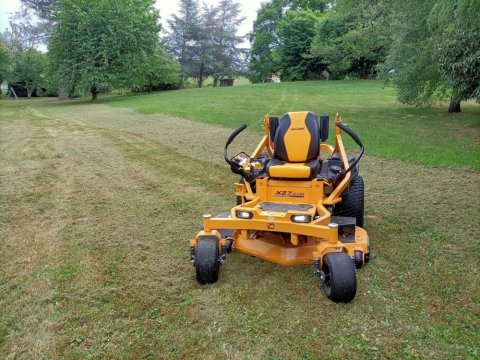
xmin=1 ymin=0 xmax=479 ymax=110
xmin=0 ymin=0 xmax=246 ymax=100
xmin=249 ymin=0 xmax=480 ymax=111
xmin=249 ymin=0 xmax=390 ymax=82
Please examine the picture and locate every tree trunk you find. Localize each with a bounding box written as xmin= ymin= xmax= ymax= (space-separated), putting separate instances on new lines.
xmin=198 ymin=62 xmax=204 ymax=88
xmin=91 ymin=84 xmax=99 ymax=101
xmin=213 ymin=77 xmax=219 ymax=87
xmin=448 ymin=98 xmax=461 ymax=113
xmin=26 ymin=81 xmax=32 ymax=98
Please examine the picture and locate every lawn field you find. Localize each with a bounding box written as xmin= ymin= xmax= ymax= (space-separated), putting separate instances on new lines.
xmin=100 ymin=80 xmax=480 ymax=170
xmin=1 ymin=82 xmax=479 ymax=359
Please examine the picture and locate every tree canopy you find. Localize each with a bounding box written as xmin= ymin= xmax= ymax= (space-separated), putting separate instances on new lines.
xmin=164 ymin=0 xmax=246 ymax=87
xmin=249 ymin=0 xmax=479 ymax=111
xmin=48 ymin=0 xmax=174 ymax=99
xmin=0 ymin=41 xmax=12 ymax=86
xmin=8 ymin=48 xmax=47 ymax=97
xmin=381 ymin=0 xmax=480 ymax=111
xmin=249 ymin=0 xmax=391 ymax=82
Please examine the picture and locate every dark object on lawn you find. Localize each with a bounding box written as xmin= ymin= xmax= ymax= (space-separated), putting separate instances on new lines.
xmin=189 ymin=112 xmax=369 ymax=302
xmin=219 ymin=79 xmax=234 ymax=87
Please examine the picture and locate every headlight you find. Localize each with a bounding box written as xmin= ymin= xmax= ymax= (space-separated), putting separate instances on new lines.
xmin=236 ymin=211 xmax=253 ymax=219
xmin=291 ymin=215 xmax=311 ymax=223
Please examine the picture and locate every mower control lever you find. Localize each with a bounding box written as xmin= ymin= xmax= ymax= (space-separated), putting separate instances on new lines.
xmin=336 ymin=121 xmax=363 ymax=148
xmin=224 ymin=124 xmax=254 ymax=182
xmin=333 ymin=122 xmax=365 ymax=187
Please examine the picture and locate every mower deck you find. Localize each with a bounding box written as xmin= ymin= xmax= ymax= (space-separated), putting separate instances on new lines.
xmin=231 ymin=225 xmax=369 ymax=266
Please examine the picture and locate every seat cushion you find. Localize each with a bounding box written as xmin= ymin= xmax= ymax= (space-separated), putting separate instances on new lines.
xmin=267 ymin=158 xmax=319 ymax=179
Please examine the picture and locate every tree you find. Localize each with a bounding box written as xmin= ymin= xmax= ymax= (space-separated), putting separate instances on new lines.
xmin=309 ymin=0 xmax=392 ymax=79
xmin=435 ymin=0 xmax=480 ymax=111
xmin=0 ymin=41 xmax=13 ymax=89
xmin=382 ymin=0 xmax=480 ymax=112
xmin=248 ymin=0 xmax=328 ymax=82
xmin=193 ymin=4 xmax=217 ymax=87
xmin=248 ymin=0 xmax=286 ymax=83
xmin=48 ymin=0 xmax=161 ymax=100
xmin=277 ymin=9 xmax=320 ymax=80
xmin=8 ymin=48 xmax=47 ymax=97
xmin=165 ymin=0 xmax=246 ymax=88
xmin=9 ymin=0 xmax=58 ymax=47
xmin=164 ymin=0 xmax=202 ymax=87
xmin=210 ymin=0 xmax=247 ymax=86
xmin=140 ymin=47 xmax=181 ymax=92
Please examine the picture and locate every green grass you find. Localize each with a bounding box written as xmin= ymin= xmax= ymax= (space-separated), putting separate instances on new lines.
xmin=0 ymin=89 xmax=479 ymax=359
xmin=99 ymin=80 xmax=480 ymax=170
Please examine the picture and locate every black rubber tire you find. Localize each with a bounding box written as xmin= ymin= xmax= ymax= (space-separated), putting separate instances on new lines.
xmin=334 ymin=175 xmax=364 ymax=227
xmin=322 ymin=252 xmax=357 ymax=302
xmin=195 ymin=237 xmax=219 ymax=284
xmin=354 ymin=250 xmax=363 ymax=269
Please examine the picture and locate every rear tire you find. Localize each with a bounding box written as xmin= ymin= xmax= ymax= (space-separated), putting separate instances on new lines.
xmin=322 ymin=252 xmax=357 ymax=302
xmin=334 ymin=175 xmax=364 ymax=227
xmin=195 ymin=237 xmax=219 ymax=284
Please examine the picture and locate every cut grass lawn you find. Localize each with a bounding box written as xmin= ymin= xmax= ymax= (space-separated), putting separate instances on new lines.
xmin=97 ymin=80 xmax=480 ymax=170
xmin=0 ymin=83 xmax=479 ymax=359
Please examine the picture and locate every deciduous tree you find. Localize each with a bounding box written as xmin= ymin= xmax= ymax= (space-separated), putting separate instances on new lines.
xmin=0 ymin=41 xmax=13 ymax=90
xmin=9 ymin=48 xmax=47 ymax=97
xmin=382 ymin=0 xmax=480 ymax=112
xmin=48 ymin=0 xmax=161 ymax=100
xmin=140 ymin=47 xmax=181 ymax=92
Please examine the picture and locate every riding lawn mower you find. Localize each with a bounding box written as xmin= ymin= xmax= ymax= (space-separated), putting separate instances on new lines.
xmin=189 ymin=112 xmax=369 ymax=302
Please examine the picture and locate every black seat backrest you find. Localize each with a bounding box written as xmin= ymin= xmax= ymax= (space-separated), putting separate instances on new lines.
xmin=274 ymin=111 xmax=319 ymax=162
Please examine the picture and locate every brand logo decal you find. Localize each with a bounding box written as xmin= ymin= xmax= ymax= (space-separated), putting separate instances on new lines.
xmin=290 ymin=127 xmax=305 ymax=131
xmin=275 ymin=191 xmax=305 ymax=198
xmin=267 ymin=223 xmax=275 ymax=229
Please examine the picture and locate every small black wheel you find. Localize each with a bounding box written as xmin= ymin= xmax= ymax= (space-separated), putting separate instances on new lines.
xmin=334 ymin=175 xmax=364 ymax=227
xmin=364 ymin=237 xmax=371 ymax=264
xmin=195 ymin=237 xmax=220 ymax=284
xmin=322 ymin=252 xmax=357 ymax=302
xmin=354 ymin=250 xmax=363 ymax=269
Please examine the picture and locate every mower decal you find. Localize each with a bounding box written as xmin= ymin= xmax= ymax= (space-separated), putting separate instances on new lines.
xmin=260 ymin=211 xmax=284 ymax=218
xmin=275 ymin=190 xmax=305 ymax=198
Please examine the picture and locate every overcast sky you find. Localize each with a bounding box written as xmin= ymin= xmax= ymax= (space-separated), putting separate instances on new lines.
xmin=0 ymin=0 xmax=260 ymax=46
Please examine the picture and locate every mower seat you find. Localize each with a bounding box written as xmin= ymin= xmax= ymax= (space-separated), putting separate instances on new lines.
xmin=267 ymin=111 xmax=320 ymax=179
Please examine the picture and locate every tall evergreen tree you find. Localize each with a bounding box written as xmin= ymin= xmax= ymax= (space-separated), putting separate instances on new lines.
xmin=164 ymin=0 xmax=201 ymax=87
xmin=210 ymin=0 xmax=246 ymax=86
xmin=165 ymin=0 xmax=246 ymax=87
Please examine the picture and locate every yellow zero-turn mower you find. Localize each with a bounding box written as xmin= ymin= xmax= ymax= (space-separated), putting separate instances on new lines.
xmin=189 ymin=112 xmax=370 ymax=302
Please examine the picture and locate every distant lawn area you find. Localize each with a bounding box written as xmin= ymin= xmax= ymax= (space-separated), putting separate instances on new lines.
xmin=100 ymin=80 xmax=480 ymax=170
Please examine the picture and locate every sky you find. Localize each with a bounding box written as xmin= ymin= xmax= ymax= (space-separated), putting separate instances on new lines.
xmin=0 ymin=0 xmax=260 ymax=46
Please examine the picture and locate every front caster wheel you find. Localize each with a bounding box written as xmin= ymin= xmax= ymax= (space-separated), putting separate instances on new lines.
xmin=195 ymin=237 xmax=220 ymax=284
xmin=322 ymin=252 xmax=357 ymax=302
xmin=354 ymin=250 xmax=363 ymax=269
